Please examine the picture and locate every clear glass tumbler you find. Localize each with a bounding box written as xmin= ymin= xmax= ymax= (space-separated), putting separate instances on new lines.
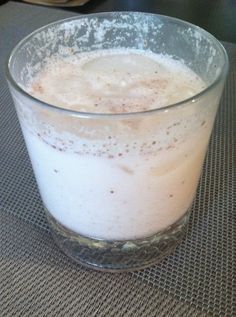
xmin=6 ymin=13 xmax=228 ymax=271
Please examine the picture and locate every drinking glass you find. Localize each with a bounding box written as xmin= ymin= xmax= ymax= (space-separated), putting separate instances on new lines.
xmin=6 ymin=13 xmax=228 ymax=271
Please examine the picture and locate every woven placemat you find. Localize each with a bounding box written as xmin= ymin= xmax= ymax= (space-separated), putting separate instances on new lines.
xmin=0 ymin=2 xmax=235 ymax=316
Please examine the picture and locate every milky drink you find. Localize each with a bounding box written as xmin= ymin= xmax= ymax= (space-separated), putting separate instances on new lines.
xmin=17 ymin=49 xmax=216 ymax=240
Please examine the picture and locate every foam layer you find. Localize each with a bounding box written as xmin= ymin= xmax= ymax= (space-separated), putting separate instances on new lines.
xmin=29 ymin=49 xmax=206 ymax=113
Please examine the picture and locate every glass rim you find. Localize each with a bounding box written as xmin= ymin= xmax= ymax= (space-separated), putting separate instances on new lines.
xmin=6 ymin=12 xmax=229 ymax=119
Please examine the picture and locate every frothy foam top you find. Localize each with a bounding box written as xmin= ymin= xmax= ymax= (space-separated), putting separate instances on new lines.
xmin=29 ymin=49 xmax=206 ymax=114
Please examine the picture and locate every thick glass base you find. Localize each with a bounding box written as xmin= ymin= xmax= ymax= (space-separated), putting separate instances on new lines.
xmin=46 ymin=210 xmax=189 ymax=272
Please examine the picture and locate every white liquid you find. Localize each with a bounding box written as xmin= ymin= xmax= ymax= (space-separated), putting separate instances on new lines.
xmin=19 ymin=49 xmax=212 ymax=240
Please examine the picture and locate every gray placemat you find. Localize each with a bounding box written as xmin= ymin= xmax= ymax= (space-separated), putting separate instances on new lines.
xmin=0 ymin=2 xmax=235 ymax=317
xmin=0 ymin=211 xmax=206 ymax=317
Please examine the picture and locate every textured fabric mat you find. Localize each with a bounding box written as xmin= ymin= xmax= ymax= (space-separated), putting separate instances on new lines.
xmin=0 ymin=2 xmax=235 ymax=316
xmin=0 ymin=211 xmax=206 ymax=317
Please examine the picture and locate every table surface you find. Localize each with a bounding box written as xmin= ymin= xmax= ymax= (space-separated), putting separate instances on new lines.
xmin=0 ymin=2 xmax=235 ymax=317
xmin=11 ymin=0 xmax=236 ymax=43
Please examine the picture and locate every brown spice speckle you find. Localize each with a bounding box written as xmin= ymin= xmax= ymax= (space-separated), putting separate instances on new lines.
xmin=118 ymin=165 xmax=134 ymax=175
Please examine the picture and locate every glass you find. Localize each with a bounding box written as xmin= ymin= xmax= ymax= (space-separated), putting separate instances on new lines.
xmin=6 ymin=13 xmax=228 ymax=272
